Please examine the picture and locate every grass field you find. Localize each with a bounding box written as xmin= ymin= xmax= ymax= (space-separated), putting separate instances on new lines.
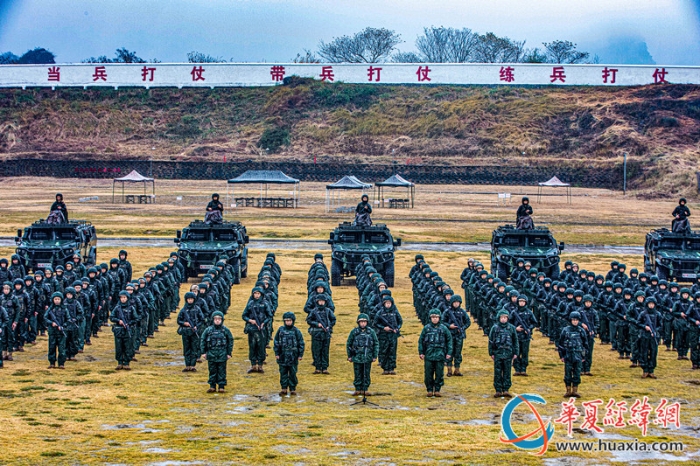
xmin=0 ymin=246 xmax=698 ymax=465
xmin=0 ymin=176 xmax=697 ymax=464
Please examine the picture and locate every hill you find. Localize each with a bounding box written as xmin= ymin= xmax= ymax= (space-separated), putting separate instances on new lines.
xmin=0 ymin=81 xmax=698 ymax=195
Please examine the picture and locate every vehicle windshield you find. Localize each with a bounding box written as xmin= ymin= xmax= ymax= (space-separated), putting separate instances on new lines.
xmin=528 ymin=235 xmax=554 ymax=248
xmin=26 ymin=228 xmax=75 ymax=241
xmin=500 ymin=235 xmax=525 ymax=247
xmin=659 ymin=239 xmax=684 ymax=250
xmin=338 ymin=232 xmax=362 ymax=243
xmin=184 ymin=229 xmax=209 ymax=241
xmin=213 ymin=230 xmax=237 ymax=242
xmin=685 ymin=239 xmax=700 ymax=251
xmin=365 ymin=233 xmax=390 ymax=244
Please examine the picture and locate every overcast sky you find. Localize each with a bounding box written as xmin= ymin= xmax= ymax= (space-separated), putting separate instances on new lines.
xmin=0 ymin=0 xmax=699 ymax=65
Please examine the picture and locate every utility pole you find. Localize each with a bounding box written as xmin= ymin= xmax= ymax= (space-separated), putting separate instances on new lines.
xmin=623 ymin=152 xmax=627 ymax=195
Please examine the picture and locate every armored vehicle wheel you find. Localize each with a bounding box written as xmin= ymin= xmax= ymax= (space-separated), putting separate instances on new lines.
xmin=656 ymin=266 xmax=668 ymax=280
xmin=384 ymin=261 xmax=395 ymax=287
xmin=331 ymin=259 xmax=343 ymax=287
xmin=233 ymin=258 xmax=241 ymax=285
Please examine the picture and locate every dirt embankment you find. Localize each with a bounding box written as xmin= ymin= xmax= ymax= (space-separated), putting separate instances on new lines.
xmin=0 ymin=81 xmax=698 ymax=195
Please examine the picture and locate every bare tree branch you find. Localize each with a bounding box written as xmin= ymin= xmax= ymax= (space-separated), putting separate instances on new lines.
xmin=318 ymin=27 xmax=402 ymax=63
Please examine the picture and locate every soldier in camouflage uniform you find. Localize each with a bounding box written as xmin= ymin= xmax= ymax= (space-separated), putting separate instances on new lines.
xmin=347 ymin=313 xmax=379 ymax=396
xmin=418 ymin=309 xmax=453 ymax=397
xmin=373 ymin=295 xmax=402 ymax=375
xmin=489 ymin=310 xmax=518 ymax=398
xmin=443 ymin=295 xmax=471 ymax=377
xmin=274 ymin=312 xmax=305 ymax=396
xmin=178 ymin=292 xmax=205 ymax=372
xmin=558 ymin=311 xmax=589 ymax=398
xmin=200 ymin=311 xmax=234 ymax=393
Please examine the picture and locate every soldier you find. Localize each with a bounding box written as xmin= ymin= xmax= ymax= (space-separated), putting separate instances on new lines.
xmin=627 ymin=291 xmax=647 ymax=367
xmin=672 ymin=288 xmax=693 ymax=360
xmin=558 ymin=311 xmax=589 ymax=398
xmin=63 ymin=287 xmax=83 ymax=362
xmin=0 ymin=303 xmax=7 ymax=368
xmin=274 ymin=312 xmax=305 ymax=396
xmin=11 ymin=278 xmax=30 ymax=353
xmin=516 ymin=196 xmax=533 ymax=229
xmin=118 ymin=250 xmax=132 ymax=284
xmin=489 ymin=310 xmax=518 ymax=398
xmin=178 ymin=292 xmax=205 ymax=372
xmin=9 ymin=255 xmax=25 ymax=282
xmin=110 ymin=291 xmax=135 ymax=370
xmin=72 ymin=253 xmax=86 ymax=279
xmin=23 ymin=275 xmax=40 ymax=345
xmin=0 ymin=259 xmax=10 ymax=284
xmin=64 ymin=262 xmax=77 ymax=285
xmin=306 ymin=293 xmax=336 ymax=374
xmin=45 ymin=292 xmax=71 ymax=369
xmin=200 ymin=311 xmax=234 ymax=393
xmin=672 ymin=197 xmax=691 ymax=233
xmin=374 ymin=296 xmax=402 ymax=375
xmin=242 ymin=287 xmax=271 ymax=373
xmin=50 ymin=193 xmax=69 ymax=222
xmin=511 ymin=295 xmax=537 ymax=376
xmin=444 ymin=295 xmax=471 ymax=377
xmin=638 ymin=297 xmax=662 ymax=378
xmin=419 ymin=309 xmax=453 ymax=397
xmin=580 ymin=295 xmax=599 ymax=376
xmin=688 ymin=292 xmax=700 ymax=370
xmin=347 ymin=313 xmax=379 ymax=396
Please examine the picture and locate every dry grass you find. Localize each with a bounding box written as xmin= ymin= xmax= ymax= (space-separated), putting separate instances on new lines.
xmin=1 ymin=85 xmax=699 ymax=195
xmin=0 ymin=177 xmax=694 ymax=247
xmin=0 ymin=246 xmax=698 ymax=464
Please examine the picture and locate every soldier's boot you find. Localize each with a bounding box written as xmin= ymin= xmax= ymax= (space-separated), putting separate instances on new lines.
xmin=494 ymin=392 xmax=502 ymax=398
xmin=48 ymin=363 xmax=56 ymax=369
xmin=207 ymin=387 xmax=216 ymax=393
xmin=427 ymin=391 xmax=434 ymax=397
xmin=564 ymin=385 xmax=571 ymax=397
xmin=258 ymin=365 xmax=265 ymax=374
xmin=572 ymin=386 xmax=580 ymax=398
xmin=648 ymin=373 xmax=657 ymax=379
xmin=641 ymin=372 xmax=648 ymax=378
xmin=247 ymin=366 xmax=256 ymax=374
xmin=352 ymin=391 xmax=360 ymax=396
xmin=433 ymin=391 xmax=442 ymax=397
xmin=218 ymin=387 xmax=225 ymax=393
xmin=453 ymin=368 xmax=463 ymax=377
xmin=382 ymin=370 xmax=389 ymax=375
xmin=502 ymin=392 xmax=512 ymax=398
xmin=313 ymin=370 xmax=321 ymax=374
xmin=115 ymin=365 xmax=123 ymax=370
xmin=290 ymin=391 xmax=297 ymax=396
xmin=446 ymin=367 xmax=453 ymax=377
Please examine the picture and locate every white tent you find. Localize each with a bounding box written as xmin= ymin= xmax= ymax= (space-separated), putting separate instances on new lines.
xmin=537 ymin=176 xmax=571 ymax=204
xmin=325 ymin=176 xmax=372 ymax=212
xmin=112 ymin=170 xmax=155 ymax=203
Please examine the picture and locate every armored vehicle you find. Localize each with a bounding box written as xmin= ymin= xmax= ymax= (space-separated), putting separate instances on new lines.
xmin=491 ymin=225 xmax=564 ymax=281
xmin=644 ymin=228 xmax=700 ymax=282
xmin=328 ymin=222 xmax=401 ymax=287
xmin=15 ymin=220 xmax=97 ymax=272
xmin=175 ymin=220 xmax=249 ymax=282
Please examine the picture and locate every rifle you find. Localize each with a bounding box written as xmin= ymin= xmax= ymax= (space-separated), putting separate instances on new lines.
xmin=578 ymin=308 xmax=596 ymax=337
xmin=311 ymin=308 xmax=329 ymax=333
xmin=248 ymin=303 xmax=264 ymax=332
xmin=377 ymin=311 xmax=401 ymax=337
xmin=511 ymin=309 xmax=531 ymax=337
xmin=183 ymin=307 xmax=199 ymax=338
xmin=47 ymin=309 xmax=67 ymax=338
xmin=643 ymin=312 xmax=657 ymax=339
xmin=116 ymin=304 xmax=131 ymax=338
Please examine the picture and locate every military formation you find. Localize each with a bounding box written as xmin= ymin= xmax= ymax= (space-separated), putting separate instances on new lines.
xmin=5 ymin=192 xmax=700 ymax=406
xmin=460 ymin=255 xmax=700 ymax=398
